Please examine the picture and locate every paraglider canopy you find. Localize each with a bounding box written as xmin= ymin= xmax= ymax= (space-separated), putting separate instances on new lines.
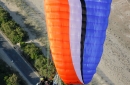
xmin=44 ymin=0 xmax=112 ymax=84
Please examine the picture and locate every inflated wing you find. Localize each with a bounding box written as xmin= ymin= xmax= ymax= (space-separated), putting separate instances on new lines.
xmin=44 ymin=0 xmax=112 ymax=84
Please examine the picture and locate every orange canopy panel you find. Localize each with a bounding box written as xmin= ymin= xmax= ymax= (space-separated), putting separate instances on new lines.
xmin=44 ymin=0 xmax=81 ymax=84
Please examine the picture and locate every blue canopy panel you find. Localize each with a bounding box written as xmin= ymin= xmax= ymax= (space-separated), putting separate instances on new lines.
xmin=82 ymin=0 xmax=112 ymax=84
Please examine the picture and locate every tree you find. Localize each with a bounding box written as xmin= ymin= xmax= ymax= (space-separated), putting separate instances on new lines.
xmin=0 ymin=6 xmax=29 ymax=44
xmin=0 ymin=7 xmax=11 ymax=23
xmin=5 ymin=74 xmax=19 ymax=85
xmin=20 ymin=43 xmax=56 ymax=78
